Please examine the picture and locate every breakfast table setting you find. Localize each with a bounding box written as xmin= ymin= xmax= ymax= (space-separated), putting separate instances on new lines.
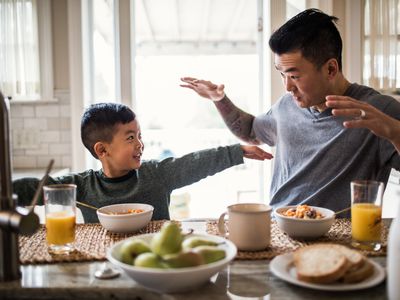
xmin=0 ymin=173 xmax=396 ymax=300
xmin=0 ymin=211 xmax=392 ymax=300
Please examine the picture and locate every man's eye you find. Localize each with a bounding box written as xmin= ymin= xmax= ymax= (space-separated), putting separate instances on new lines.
xmin=291 ymin=75 xmax=300 ymax=80
xmin=127 ymin=136 xmax=134 ymax=140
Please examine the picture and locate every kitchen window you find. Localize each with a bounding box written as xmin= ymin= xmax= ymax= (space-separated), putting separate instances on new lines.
xmin=363 ymin=0 xmax=399 ymax=91
xmin=79 ymin=0 xmax=301 ymax=219
xmin=0 ymin=0 xmax=53 ymax=102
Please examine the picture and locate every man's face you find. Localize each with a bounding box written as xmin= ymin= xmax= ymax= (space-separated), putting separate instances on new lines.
xmin=274 ymin=51 xmax=331 ymax=109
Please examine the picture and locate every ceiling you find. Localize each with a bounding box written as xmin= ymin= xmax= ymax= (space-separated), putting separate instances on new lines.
xmin=133 ymin=0 xmax=259 ymax=55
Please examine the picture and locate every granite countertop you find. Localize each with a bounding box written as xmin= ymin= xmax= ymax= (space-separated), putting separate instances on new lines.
xmin=0 ymin=221 xmax=389 ymax=300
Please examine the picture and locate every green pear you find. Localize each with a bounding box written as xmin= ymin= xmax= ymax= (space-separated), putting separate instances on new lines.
xmin=182 ymin=237 xmax=219 ymax=250
xmin=193 ymin=246 xmax=226 ymax=264
xmin=134 ymin=252 xmax=167 ymax=269
xmin=151 ymin=222 xmax=183 ymax=256
xmin=119 ymin=239 xmax=151 ymax=265
xmin=163 ymin=251 xmax=205 ymax=268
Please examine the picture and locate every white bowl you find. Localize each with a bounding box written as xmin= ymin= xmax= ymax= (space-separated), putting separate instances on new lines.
xmin=107 ymin=233 xmax=237 ymax=293
xmin=274 ymin=205 xmax=335 ymax=239
xmin=97 ymin=203 xmax=154 ymax=233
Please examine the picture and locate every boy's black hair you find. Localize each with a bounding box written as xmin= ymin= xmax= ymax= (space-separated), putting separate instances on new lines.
xmin=81 ymin=103 xmax=136 ymax=158
xmin=269 ymin=8 xmax=342 ymax=71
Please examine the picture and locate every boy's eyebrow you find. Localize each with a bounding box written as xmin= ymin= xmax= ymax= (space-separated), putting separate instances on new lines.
xmin=125 ymin=129 xmax=137 ymax=135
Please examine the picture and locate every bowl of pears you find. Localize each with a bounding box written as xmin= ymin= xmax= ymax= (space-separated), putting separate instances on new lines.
xmin=107 ymin=222 xmax=237 ymax=293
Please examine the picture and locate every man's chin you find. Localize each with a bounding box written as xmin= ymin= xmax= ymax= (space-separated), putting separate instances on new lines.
xmin=295 ymin=100 xmax=308 ymax=108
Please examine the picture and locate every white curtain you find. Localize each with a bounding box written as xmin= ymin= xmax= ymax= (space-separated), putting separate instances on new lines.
xmin=364 ymin=0 xmax=399 ymax=91
xmin=0 ymin=0 xmax=40 ymax=99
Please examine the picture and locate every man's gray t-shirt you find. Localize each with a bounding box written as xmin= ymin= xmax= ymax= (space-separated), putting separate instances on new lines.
xmin=253 ymin=83 xmax=400 ymax=214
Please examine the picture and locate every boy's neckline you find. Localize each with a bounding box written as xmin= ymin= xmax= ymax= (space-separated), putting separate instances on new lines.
xmin=98 ymin=169 xmax=137 ymax=183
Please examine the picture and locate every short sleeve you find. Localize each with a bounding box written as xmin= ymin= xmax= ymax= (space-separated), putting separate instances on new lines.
xmin=253 ymin=109 xmax=277 ymax=146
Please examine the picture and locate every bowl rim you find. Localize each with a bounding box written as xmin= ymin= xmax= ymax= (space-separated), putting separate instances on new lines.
xmin=97 ymin=203 xmax=154 ymax=217
xmin=273 ymin=205 xmax=335 ymax=222
xmin=106 ymin=232 xmax=237 ymax=274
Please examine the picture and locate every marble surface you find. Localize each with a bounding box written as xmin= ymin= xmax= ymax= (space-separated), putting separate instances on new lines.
xmin=0 ymin=220 xmax=389 ymax=300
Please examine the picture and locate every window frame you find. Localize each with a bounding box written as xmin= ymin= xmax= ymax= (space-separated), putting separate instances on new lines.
xmin=8 ymin=0 xmax=55 ymax=104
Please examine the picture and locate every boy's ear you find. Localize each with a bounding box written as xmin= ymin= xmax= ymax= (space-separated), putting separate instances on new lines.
xmin=94 ymin=142 xmax=108 ymax=158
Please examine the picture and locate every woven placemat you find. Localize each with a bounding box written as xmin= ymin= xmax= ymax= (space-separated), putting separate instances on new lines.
xmin=207 ymin=219 xmax=388 ymax=260
xmin=19 ymin=220 xmax=172 ymax=264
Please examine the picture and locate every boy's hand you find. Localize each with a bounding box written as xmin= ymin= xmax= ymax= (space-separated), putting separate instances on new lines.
xmin=240 ymin=145 xmax=273 ymax=161
xmin=180 ymin=77 xmax=225 ymax=101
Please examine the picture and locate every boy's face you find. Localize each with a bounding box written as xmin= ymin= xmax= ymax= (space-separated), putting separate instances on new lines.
xmin=275 ymin=51 xmax=332 ymax=109
xmin=104 ymin=119 xmax=144 ymax=175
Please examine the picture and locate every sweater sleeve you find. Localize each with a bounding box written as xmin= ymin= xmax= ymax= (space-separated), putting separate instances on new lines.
xmin=154 ymin=144 xmax=244 ymax=192
xmin=12 ymin=175 xmax=73 ymax=206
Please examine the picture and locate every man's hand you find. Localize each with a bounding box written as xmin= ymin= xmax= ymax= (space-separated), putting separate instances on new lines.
xmin=180 ymin=77 xmax=225 ymax=101
xmin=240 ymin=145 xmax=274 ymax=161
xmin=326 ymin=95 xmax=400 ymax=153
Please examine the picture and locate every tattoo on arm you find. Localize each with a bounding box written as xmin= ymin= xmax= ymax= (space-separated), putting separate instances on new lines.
xmin=214 ymin=95 xmax=260 ymax=145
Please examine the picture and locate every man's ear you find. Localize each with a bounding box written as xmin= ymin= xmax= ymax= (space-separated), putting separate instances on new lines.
xmin=94 ymin=142 xmax=108 ymax=158
xmin=326 ymin=58 xmax=339 ymax=78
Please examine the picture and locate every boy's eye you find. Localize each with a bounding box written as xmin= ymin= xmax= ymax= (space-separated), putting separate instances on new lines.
xmin=127 ymin=135 xmax=134 ymax=140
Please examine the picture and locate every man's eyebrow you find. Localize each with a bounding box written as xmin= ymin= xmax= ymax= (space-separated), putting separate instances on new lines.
xmin=275 ymin=65 xmax=299 ymax=73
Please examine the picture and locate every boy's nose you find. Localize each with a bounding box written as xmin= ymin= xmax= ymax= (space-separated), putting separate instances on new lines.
xmin=136 ymin=140 xmax=144 ymax=149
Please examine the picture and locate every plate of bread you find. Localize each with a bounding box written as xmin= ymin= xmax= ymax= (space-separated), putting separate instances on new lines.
xmin=270 ymin=243 xmax=385 ymax=291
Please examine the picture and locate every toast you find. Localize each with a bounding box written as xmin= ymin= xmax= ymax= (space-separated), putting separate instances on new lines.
xmin=293 ymin=244 xmax=352 ymax=284
xmin=342 ymin=259 xmax=374 ymax=283
xmin=293 ymin=243 xmax=372 ymax=284
xmin=331 ymin=244 xmax=366 ymax=269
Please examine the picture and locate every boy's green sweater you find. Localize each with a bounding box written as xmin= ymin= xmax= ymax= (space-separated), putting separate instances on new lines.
xmin=13 ymin=144 xmax=244 ymax=223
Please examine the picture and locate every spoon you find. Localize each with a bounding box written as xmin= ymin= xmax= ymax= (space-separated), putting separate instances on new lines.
xmin=29 ymin=159 xmax=54 ymax=212
xmin=94 ymin=262 xmax=120 ymax=279
xmin=335 ymin=206 xmax=351 ymax=216
xmin=76 ymin=201 xmax=111 ymax=214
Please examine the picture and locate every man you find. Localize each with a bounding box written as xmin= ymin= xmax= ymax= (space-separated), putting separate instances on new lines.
xmin=181 ymin=9 xmax=400 ymax=214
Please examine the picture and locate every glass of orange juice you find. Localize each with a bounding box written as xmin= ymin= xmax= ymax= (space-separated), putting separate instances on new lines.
xmin=44 ymin=184 xmax=77 ymax=255
xmin=351 ymin=180 xmax=384 ymax=251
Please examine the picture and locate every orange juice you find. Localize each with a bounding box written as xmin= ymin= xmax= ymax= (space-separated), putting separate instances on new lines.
xmin=351 ymin=203 xmax=382 ymax=242
xmin=46 ymin=211 xmax=76 ymax=245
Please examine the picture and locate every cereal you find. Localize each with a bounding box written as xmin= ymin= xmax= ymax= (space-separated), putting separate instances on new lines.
xmin=281 ymin=205 xmax=324 ymax=219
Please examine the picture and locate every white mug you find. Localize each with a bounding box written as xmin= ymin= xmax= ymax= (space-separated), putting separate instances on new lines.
xmin=218 ymin=203 xmax=271 ymax=251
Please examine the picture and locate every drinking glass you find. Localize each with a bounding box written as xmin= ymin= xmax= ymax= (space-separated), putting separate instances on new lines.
xmin=351 ymin=180 xmax=384 ymax=251
xmin=44 ymin=184 xmax=76 ymax=255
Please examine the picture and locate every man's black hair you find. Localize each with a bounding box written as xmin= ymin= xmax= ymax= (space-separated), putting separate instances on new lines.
xmin=81 ymin=103 xmax=136 ymax=158
xmin=269 ymin=8 xmax=342 ymax=70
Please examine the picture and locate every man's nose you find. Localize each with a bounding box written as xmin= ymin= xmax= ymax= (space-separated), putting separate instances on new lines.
xmin=284 ymin=76 xmax=295 ymax=93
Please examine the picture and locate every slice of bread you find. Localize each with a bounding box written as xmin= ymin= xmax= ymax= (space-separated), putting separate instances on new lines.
xmin=331 ymin=244 xmax=365 ymax=269
xmin=293 ymin=244 xmax=352 ymax=284
xmin=342 ymin=259 xmax=374 ymax=283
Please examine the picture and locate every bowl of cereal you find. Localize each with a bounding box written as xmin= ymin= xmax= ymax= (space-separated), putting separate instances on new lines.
xmin=274 ymin=205 xmax=335 ymax=239
xmin=97 ymin=203 xmax=154 ymax=233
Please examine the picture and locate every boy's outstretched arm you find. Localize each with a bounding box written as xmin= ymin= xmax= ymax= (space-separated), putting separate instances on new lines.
xmin=156 ymin=144 xmax=273 ymax=192
xmin=181 ymin=77 xmax=260 ymax=145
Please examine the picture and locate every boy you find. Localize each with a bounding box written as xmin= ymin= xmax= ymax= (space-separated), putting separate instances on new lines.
xmin=13 ymin=103 xmax=273 ymax=222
